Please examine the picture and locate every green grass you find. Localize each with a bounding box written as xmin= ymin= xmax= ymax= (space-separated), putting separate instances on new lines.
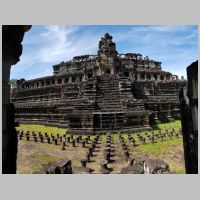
xmin=17 ymin=124 xmax=67 ymax=136
xmin=31 ymin=152 xmax=58 ymax=172
xmin=129 ymin=121 xmax=183 ymax=156
xmin=152 ymin=120 xmax=181 ymax=132
xmin=172 ymin=169 xmax=186 ymax=174
xmin=32 ymin=152 xmax=57 ymax=163
xmin=133 ymin=137 xmax=183 ymax=155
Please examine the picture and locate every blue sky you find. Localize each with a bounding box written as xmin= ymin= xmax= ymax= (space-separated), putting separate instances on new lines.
xmin=10 ymin=25 xmax=198 ymax=80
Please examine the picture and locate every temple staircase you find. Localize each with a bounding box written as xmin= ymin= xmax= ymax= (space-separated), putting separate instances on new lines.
xmin=95 ymin=74 xmax=123 ymax=112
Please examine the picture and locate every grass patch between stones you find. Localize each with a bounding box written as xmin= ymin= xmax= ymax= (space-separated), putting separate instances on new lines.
xmin=32 ymin=152 xmax=57 ymax=164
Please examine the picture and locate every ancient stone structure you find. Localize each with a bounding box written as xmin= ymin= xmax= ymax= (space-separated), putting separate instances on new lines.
xmin=179 ymin=61 xmax=198 ymax=174
xmin=11 ymin=33 xmax=186 ymax=134
xmin=143 ymin=159 xmax=170 ymax=174
xmin=46 ymin=160 xmax=73 ymax=174
xmin=2 ymin=25 xmax=31 ymax=173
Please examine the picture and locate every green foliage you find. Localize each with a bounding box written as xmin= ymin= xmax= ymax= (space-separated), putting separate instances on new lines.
xmin=9 ymin=79 xmax=17 ymax=89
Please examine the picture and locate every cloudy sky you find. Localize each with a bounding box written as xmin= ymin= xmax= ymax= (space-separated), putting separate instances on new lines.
xmin=10 ymin=25 xmax=198 ymax=80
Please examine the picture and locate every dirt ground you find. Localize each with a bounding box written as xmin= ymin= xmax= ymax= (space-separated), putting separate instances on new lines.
xmin=17 ymin=135 xmax=185 ymax=174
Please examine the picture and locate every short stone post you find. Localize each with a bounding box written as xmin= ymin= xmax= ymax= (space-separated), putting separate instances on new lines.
xmin=26 ymin=135 xmax=30 ymax=141
xmin=81 ymin=141 xmax=85 ymax=148
xmin=67 ymin=136 xmax=70 ymax=143
xmin=33 ymin=136 xmax=37 ymax=142
xmin=47 ymin=137 xmax=51 ymax=144
xmin=76 ymin=137 xmax=79 ymax=143
xmin=72 ymin=140 xmax=75 ymax=147
xmin=100 ymin=159 xmax=110 ymax=174
xmin=104 ymin=151 xmax=111 ymax=163
xmin=85 ymin=138 xmax=89 ymax=144
xmin=61 ymin=141 xmax=65 ymax=150
xmin=86 ymin=152 xmax=90 ymax=162
xmin=127 ymin=158 xmax=134 ymax=166
xmin=81 ymin=159 xmax=87 ymax=167
xmin=89 ymin=147 xmax=93 ymax=157
xmin=40 ymin=136 xmax=43 ymax=143
xmin=124 ymin=150 xmax=129 ymax=161
xmin=19 ymin=134 xmax=23 ymax=140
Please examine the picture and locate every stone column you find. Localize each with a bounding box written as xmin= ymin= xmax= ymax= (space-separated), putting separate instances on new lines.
xmin=62 ymin=78 xmax=65 ymax=84
xmin=167 ymin=104 xmax=174 ymax=122
xmin=39 ymin=81 xmax=42 ymax=87
xmin=43 ymin=79 xmax=47 ymax=86
xmin=2 ymin=25 xmax=31 ymax=174
xmin=157 ymin=74 xmax=160 ymax=81
xmin=150 ymin=74 xmax=154 ymax=80
xmin=137 ymin=74 xmax=140 ymax=81
xmin=132 ymin=73 xmax=135 ymax=80
xmin=144 ymin=73 xmax=147 ymax=81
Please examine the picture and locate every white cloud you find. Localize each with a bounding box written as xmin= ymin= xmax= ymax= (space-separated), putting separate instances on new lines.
xmin=10 ymin=25 xmax=198 ymax=80
xmin=29 ymin=25 xmax=100 ymax=63
xmin=114 ymin=25 xmax=197 ymax=46
xmin=11 ymin=25 xmax=101 ymax=79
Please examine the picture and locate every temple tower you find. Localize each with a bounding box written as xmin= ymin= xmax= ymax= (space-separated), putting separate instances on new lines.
xmin=97 ymin=33 xmax=118 ymax=75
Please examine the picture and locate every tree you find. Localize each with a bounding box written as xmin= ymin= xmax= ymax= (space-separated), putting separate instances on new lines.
xmin=9 ymin=79 xmax=17 ymax=89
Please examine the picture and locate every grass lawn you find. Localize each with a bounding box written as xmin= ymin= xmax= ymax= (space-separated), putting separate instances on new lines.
xmin=17 ymin=124 xmax=67 ymax=136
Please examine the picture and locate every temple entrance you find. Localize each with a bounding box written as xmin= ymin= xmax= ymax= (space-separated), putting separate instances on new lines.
xmin=93 ymin=112 xmax=124 ymax=131
xmin=69 ymin=117 xmax=82 ymax=128
xmin=106 ymin=69 xmax=111 ymax=75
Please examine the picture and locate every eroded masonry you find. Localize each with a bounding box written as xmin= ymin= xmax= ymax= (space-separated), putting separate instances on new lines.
xmin=12 ymin=33 xmax=186 ymax=133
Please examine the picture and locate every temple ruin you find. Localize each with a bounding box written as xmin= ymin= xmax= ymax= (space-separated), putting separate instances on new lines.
xmin=11 ymin=33 xmax=187 ymax=134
